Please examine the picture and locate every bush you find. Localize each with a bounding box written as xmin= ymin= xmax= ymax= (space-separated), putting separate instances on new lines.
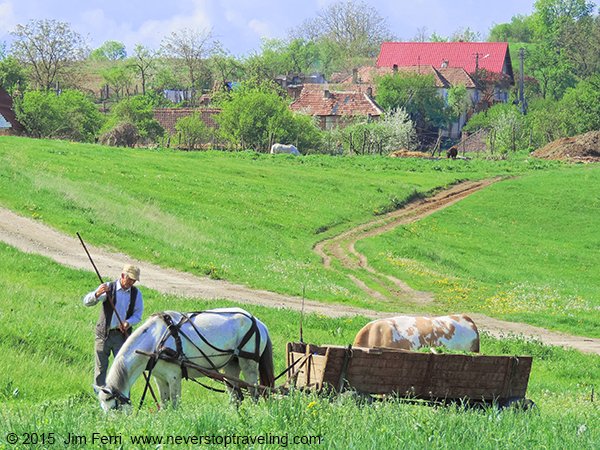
xmin=216 ymin=84 xmax=322 ymax=152
xmin=14 ymin=89 xmax=104 ymax=142
xmin=173 ymin=113 xmax=208 ymax=150
xmin=331 ymin=109 xmax=416 ymax=155
xmin=98 ymin=122 xmax=139 ymax=147
xmin=101 ymin=95 xmax=164 ymax=144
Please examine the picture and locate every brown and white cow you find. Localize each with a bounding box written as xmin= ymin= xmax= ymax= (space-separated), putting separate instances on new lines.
xmin=353 ymin=314 xmax=480 ymax=352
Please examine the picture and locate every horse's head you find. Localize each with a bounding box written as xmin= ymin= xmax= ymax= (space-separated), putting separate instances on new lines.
xmin=94 ymin=385 xmax=132 ymax=412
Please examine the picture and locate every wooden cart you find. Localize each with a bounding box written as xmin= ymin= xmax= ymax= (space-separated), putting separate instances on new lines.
xmin=286 ymin=342 xmax=533 ymax=407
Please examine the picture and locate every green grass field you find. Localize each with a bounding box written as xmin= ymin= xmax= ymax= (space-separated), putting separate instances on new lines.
xmin=358 ymin=167 xmax=600 ymax=336
xmin=1 ymin=136 xmax=599 ymax=448
xmin=0 ymin=246 xmax=598 ymax=449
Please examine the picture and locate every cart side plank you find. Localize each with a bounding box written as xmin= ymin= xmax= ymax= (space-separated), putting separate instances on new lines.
xmin=287 ymin=343 xmax=532 ymax=401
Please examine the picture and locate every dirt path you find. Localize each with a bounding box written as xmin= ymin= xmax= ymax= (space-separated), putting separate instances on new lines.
xmin=1 ymin=186 xmax=599 ymax=355
xmin=315 ymin=179 xmax=500 ymax=304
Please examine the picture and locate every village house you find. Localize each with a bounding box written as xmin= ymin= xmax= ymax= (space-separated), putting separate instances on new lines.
xmin=289 ymin=84 xmax=383 ymax=130
xmin=377 ymin=41 xmax=514 ymax=103
xmin=335 ymin=64 xmax=478 ymax=138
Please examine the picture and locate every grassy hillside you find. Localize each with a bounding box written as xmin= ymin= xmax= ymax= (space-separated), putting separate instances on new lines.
xmin=358 ymin=167 xmax=600 ymax=337
xmin=0 ymin=246 xmax=598 ymax=449
xmin=0 ymin=136 xmax=550 ymax=311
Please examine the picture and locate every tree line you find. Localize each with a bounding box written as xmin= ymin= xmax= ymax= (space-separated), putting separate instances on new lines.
xmin=0 ymin=0 xmax=598 ymax=155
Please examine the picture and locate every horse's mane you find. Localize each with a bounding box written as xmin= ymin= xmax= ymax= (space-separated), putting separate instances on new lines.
xmin=106 ymin=356 xmax=129 ymax=391
xmin=104 ymin=315 xmax=165 ymax=391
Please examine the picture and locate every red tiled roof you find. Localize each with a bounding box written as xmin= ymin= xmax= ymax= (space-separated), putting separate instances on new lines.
xmin=153 ymin=108 xmax=221 ymax=134
xmin=290 ymin=85 xmax=383 ymax=117
xmin=437 ymin=67 xmax=477 ymax=88
xmin=377 ymin=42 xmax=511 ymax=76
xmin=336 ymin=65 xmax=476 ymax=95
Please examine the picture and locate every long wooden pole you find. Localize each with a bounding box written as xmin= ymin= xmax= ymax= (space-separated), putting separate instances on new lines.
xmin=76 ymin=232 xmax=160 ymax=409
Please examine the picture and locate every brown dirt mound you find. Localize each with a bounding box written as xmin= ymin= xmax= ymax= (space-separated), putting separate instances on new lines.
xmin=532 ymin=130 xmax=600 ymax=162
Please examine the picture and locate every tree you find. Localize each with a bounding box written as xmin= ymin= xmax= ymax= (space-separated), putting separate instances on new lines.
xmin=292 ymin=0 xmax=394 ymax=59
xmin=337 ymin=108 xmax=417 ymax=155
xmin=101 ymin=64 xmax=135 ymax=99
xmin=131 ymin=44 xmax=157 ymax=95
xmin=10 ymin=19 xmax=88 ymax=90
xmin=557 ymin=75 xmax=600 ymax=135
xmin=375 ymin=73 xmax=447 ymax=144
xmin=489 ymin=15 xmax=536 ymax=42
xmin=217 ymin=83 xmax=321 ymax=151
xmin=14 ymin=89 xmax=103 ymax=141
xmin=446 ymin=85 xmax=472 ymax=134
xmin=161 ymin=28 xmax=215 ymax=101
xmin=209 ymin=42 xmax=244 ymax=92
xmin=449 ymin=27 xmax=482 ymax=42
xmin=533 ymin=0 xmax=595 ymax=40
xmin=487 ymin=106 xmax=528 ymax=154
xmin=0 ymin=55 xmax=27 ymax=94
xmin=89 ymin=41 xmax=127 ymax=61
xmin=559 ymin=15 xmax=600 ymax=78
xmin=525 ymin=43 xmax=576 ymax=99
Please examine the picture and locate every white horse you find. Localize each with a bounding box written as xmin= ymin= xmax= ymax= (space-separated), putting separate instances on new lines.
xmin=270 ymin=143 xmax=300 ymax=155
xmin=353 ymin=314 xmax=480 ymax=352
xmin=95 ymin=307 xmax=274 ymax=411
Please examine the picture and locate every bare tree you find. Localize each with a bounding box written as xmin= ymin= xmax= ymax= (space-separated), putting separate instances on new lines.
xmin=210 ymin=42 xmax=243 ymax=91
xmin=160 ymin=28 xmax=215 ymax=100
xmin=10 ymin=19 xmax=87 ymax=91
xmin=413 ymin=27 xmax=429 ymax=42
xmin=131 ymin=44 xmax=157 ymax=96
xmin=292 ymin=0 xmax=394 ymax=58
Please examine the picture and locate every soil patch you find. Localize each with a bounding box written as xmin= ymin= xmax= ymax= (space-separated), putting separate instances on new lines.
xmin=532 ymin=130 xmax=600 ymax=162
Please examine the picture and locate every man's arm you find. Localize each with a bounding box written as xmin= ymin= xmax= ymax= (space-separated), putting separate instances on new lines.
xmin=127 ymin=291 xmax=144 ymax=327
xmin=82 ymin=283 xmax=109 ymax=306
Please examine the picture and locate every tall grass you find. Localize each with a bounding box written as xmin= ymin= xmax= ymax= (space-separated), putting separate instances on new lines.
xmin=1 ymin=246 xmax=598 ymax=449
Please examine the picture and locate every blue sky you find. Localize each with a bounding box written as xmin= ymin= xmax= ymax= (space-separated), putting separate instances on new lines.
xmin=0 ymin=0 xmax=536 ymax=57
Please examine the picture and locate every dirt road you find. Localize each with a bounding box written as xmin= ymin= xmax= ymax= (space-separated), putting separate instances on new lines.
xmin=1 ymin=182 xmax=598 ymax=355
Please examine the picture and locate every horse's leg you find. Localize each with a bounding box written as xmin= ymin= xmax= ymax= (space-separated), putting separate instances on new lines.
xmin=223 ymin=358 xmax=243 ymax=403
xmin=167 ymin=373 xmax=182 ymax=408
xmin=238 ymin=358 xmax=260 ymax=401
xmin=154 ymin=376 xmax=170 ymax=407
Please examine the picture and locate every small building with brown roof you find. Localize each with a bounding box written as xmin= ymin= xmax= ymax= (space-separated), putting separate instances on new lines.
xmin=289 ymin=85 xmax=383 ymax=130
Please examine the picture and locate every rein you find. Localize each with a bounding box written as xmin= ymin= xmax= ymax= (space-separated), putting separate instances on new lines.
xmin=106 ymin=388 xmax=132 ymax=409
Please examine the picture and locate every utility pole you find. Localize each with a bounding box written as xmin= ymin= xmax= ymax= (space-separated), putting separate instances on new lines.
xmin=518 ymin=48 xmax=527 ymax=115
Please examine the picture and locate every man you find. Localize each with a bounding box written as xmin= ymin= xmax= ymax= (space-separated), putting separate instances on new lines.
xmin=83 ymin=264 xmax=144 ymax=388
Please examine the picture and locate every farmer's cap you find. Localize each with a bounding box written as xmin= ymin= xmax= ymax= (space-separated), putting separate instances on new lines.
xmin=123 ymin=264 xmax=140 ymax=281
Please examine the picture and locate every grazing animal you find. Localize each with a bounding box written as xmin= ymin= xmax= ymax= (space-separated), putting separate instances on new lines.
xmin=353 ymin=314 xmax=479 ymax=352
xmin=446 ymin=146 xmax=458 ymax=159
xmin=270 ymin=143 xmax=300 ymax=155
xmin=95 ymin=307 xmax=274 ymax=411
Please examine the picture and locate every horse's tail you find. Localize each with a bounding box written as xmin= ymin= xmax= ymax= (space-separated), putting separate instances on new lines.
xmin=259 ymin=335 xmax=275 ymax=388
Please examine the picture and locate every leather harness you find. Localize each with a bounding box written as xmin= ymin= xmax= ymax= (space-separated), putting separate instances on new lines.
xmin=146 ymin=310 xmax=261 ymax=380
